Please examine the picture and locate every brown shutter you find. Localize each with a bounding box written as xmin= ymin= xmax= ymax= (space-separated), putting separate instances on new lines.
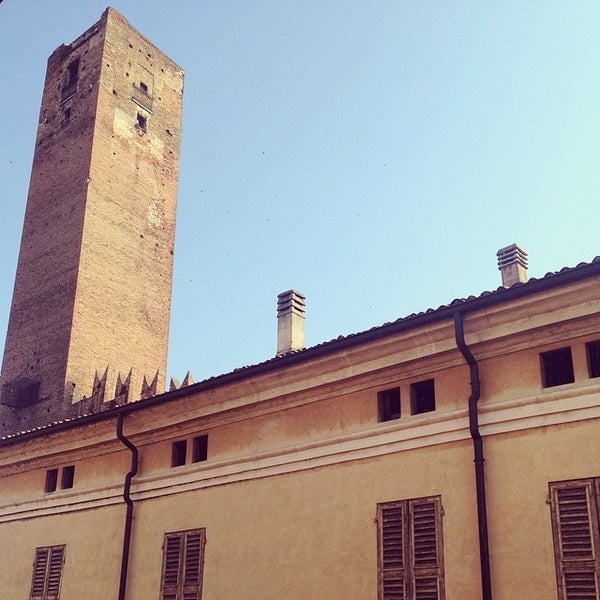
xmin=182 ymin=530 xmax=206 ymax=600
xmin=161 ymin=534 xmax=184 ymax=600
xmin=378 ymin=501 xmax=407 ymax=600
xmin=550 ymin=480 xmax=600 ymax=600
xmin=161 ymin=530 xmax=206 ymax=600
xmin=30 ymin=548 xmax=50 ymax=600
xmin=30 ymin=546 xmax=65 ymax=600
xmin=410 ymin=498 xmax=444 ymax=600
xmin=46 ymin=546 xmax=65 ymax=600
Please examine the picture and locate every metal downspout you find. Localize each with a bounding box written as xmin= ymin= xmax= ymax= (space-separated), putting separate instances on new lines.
xmin=454 ymin=311 xmax=492 ymax=600
xmin=116 ymin=411 xmax=138 ymax=600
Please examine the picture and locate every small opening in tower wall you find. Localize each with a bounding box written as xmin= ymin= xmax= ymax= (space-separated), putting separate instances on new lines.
xmin=136 ymin=112 xmax=147 ymax=133
xmin=65 ymin=58 xmax=80 ymax=90
xmin=140 ymin=81 xmax=149 ymax=93
xmin=171 ymin=440 xmax=187 ymax=467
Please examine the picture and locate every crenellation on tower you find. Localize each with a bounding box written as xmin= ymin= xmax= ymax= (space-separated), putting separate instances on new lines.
xmin=0 ymin=8 xmax=184 ymax=435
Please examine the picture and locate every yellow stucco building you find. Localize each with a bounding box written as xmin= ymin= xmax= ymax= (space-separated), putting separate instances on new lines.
xmin=1 ymin=8 xmax=600 ymax=600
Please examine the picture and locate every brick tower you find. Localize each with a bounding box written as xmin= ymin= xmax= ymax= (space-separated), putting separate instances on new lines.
xmin=0 ymin=8 xmax=184 ymax=434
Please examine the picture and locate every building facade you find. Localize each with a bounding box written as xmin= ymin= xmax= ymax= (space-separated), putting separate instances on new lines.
xmin=1 ymin=8 xmax=600 ymax=600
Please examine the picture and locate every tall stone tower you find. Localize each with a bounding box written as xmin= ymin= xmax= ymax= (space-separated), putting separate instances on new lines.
xmin=0 ymin=8 xmax=184 ymax=435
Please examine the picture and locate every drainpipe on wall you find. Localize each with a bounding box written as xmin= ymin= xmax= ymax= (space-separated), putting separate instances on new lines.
xmin=454 ymin=311 xmax=493 ymax=600
xmin=116 ymin=411 xmax=139 ymax=600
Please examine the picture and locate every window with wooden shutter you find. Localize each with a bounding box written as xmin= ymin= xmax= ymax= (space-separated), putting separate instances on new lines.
xmin=160 ymin=529 xmax=206 ymax=600
xmin=377 ymin=496 xmax=444 ymax=600
xmin=30 ymin=545 xmax=65 ymax=600
xmin=549 ymin=479 xmax=600 ymax=600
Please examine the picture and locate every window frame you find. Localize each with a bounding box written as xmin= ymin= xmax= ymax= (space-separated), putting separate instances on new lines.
xmin=586 ymin=340 xmax=600 ymax=379
xmin=378 ymin=387 xmax=401 ymax=422
xmin=160 ymin=528 xmax=206 ymax=600
xmin=30 ymin=544 xmax=66 ymax=600
xmin=541 ymin=347 xmax=575 ymax=388
xmin=377 ymin=495 xmax=445 ymax=600
xmin=410 ymin=379 xmax=436 ymax=415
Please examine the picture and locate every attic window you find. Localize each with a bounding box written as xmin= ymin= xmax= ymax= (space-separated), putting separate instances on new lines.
xmin=171 ymin=440 xmax=187 ymax=467
xmin=192 ymin=435 xmax=208 ymax=463
xmin=411 ymin=379 xmax=436 ymax=414
xmin=541 ymin=347 xmax=575 ymax=388
xmin=378 ymin=387 xmax=401 ymax=422
xmin=61 ymin=465 xmax=75 ymax=489
xmin=45 ymin=469 xmax=58 ymax=493
xmin=586 ymin=340 xmax=600 ymax=378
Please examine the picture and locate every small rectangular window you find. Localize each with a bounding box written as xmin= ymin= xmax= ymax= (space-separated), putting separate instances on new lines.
xmin=65 ymin=58 xmax=80 ymax=90
xmin=171 ymin=440 xmax=187 ymax=467
xmin=136 ymin=112 xmax=147 ymax=133
xmin=378 ymin=388 xmax=401 ymax=422
xmin=61 ymin=466 xmax=75 ymax=490
xmin=192 ymin=435 xmax=208 ymax=463
xmin=541 ymin=347 xmax=575 ymax=387
xmin=586 ymin=341 xmax=600 ymax=379
xmin=140 ymin=81 xmax=149 ymax=93
xmin=411 ymin=379 xmax=435 ymax=414
xmin=45 ymin=469 xmax=58 ymax=493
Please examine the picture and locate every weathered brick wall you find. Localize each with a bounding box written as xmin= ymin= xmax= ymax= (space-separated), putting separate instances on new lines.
xmin=0 ymin=8 xmax=184 ymax=435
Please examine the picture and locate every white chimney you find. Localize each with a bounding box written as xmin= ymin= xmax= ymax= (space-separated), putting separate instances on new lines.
xmin=497 ymin=244 xmax=528 ymax=287
xmin=277 ymin=290 xmax=306 ymax=356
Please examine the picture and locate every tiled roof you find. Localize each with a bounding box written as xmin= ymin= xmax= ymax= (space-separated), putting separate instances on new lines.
xmin=2 ymin=256 xmax=600 ymax=443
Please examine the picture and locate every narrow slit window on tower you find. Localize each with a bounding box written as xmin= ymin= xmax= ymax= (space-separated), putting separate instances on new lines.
xmin=541 ymin=347 xmax=575 ymax=388
xmin=136 ymin=112 xmax=147 ymax=133
xmin=171 ymin=440 xmax=187 ymax=467
xmin=62 ymin=106 xmax=71 ymax=123
xmin=65 ymin=58 xmax=80 ymax=89
xmin=410 ymin=379 xmax=436 ymax=414
xmin=192 ymin=435 xmax=209 ymax=463
xmin=378 ymin=387 xmax=401 ymax=422
xmin=586 ymin=340 xmax=600 ymax=378
xmin=45 ymin=469 xmax=58 ymax=493
xmin=140 ymin=80 xmax=149 ymax=94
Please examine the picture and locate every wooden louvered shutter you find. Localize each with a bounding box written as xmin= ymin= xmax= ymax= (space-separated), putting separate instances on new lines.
xmin=161 ymin=530 xmax=206 ymax=600
xmin=378 ymin=501 xmax=408 ymax=600
xmin=182 ymin=530 xmax=206 ymax=600
xmin=30 ymin=545 xmax=65 ymax=600
xmin=409 ymin=498 xmax=444 ymax=600
xmin=550 ymin=480 xmax=600 ymax=600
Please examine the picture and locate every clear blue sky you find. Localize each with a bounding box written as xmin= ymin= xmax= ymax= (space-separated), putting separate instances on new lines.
xmin=1 ymin=2 xmax=599 ymax=384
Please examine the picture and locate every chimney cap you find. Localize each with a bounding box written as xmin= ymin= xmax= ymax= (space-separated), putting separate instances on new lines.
xmin=497 ymin=243 xmax=528 ymax=287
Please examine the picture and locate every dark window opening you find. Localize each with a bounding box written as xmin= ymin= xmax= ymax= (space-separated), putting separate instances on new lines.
xmin=140 ymin=81 xmax=149 ymax=93
xmin=586 ymin=341 xmax=600 ymax=379
xmin=192 ymin=435 xmax=209 ymax=463
xmin=171 ymin=440 xmax=187 ymax=467
xmin=541 ymin=347 xmax=575 ymax=388
xmin=65 ymin=58 xmax=80 ymax=89
xmin=61 ymin=465 xmax=75 ymax=489
xmin=45 ymin=469 xmax=58 ymax=493
xmin=411 ymin=379 xmax=436 ymax=414
xmin=136 ymin=112 xmax=147 ymax=132
xmin=378 ymin=388 xmax=401 ymax=422
xmin=63 ymin=107 xmax=71 ymax=122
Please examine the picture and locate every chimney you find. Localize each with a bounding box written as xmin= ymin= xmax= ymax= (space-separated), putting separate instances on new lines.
xmin=277 ymin=290 xmax=306 ymax=356
xmin=497 ymin=244 xmax=528 ymax=287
